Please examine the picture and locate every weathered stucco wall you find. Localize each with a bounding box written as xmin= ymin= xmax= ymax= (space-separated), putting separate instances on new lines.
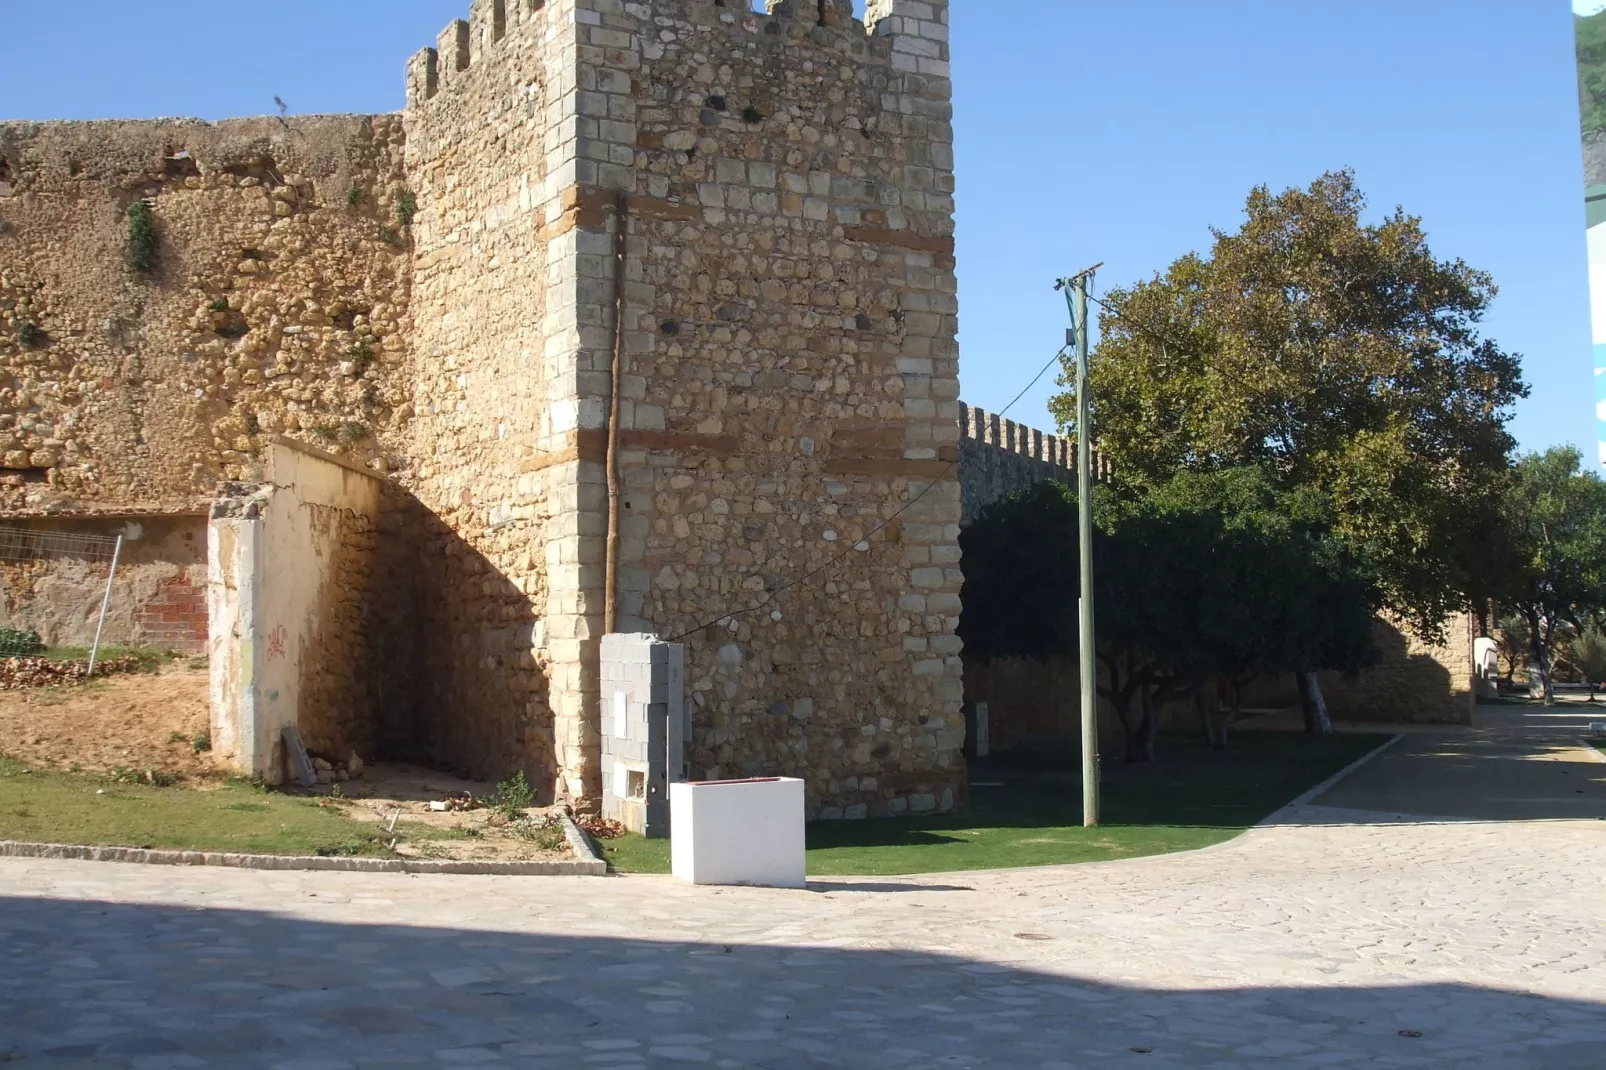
xmin=0 ymin=514 xmax=208 ymax=653
xmin=207 ymin=440 xmax=386 ymax=782
xmin=0 ymin=116 xmax=411 ymax=515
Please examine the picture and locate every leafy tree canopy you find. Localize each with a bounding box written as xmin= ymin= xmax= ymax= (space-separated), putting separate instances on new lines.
xmin=1578 ymin=11 xmax=1606 ymax=137
xmin=959 ymin=468 xmax=1380 ymax=760
xmin=1050 ymin=171 xmax=1527 ymax=638
xmin=1498 ymin=447 xmax=1606 ymax=702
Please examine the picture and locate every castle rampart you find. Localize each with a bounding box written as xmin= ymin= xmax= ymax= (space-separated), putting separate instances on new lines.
xmin=3 ymin=0 xmax=970 ymax=817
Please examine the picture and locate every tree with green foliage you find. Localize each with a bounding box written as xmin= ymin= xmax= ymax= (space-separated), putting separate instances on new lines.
xmin=1567 ymin=625 xmax=1606 ymax=702
xmin=1051 ymin=171 xmax=1527 ymax=642
xmin=1578 ymin=11 xmax=1606 ymax=137
xmin=959 ymin=469 xmax=1380 ymax=762
xmin=1500 ymin=447 xmax=1606 ymax=704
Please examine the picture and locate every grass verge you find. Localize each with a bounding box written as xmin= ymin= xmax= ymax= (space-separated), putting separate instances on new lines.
xmin=600 ymin=730 xmax=1389 ymax=876
xmin=0 ymin=757 xmax=391 ymax=857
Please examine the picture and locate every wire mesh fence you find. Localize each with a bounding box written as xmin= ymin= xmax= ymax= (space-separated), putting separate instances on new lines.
xmin=0 ymin=525 xmax=125 ymax=670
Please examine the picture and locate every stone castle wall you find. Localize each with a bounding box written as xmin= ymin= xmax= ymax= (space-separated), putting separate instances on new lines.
xmin=394 ymin=0 xmax=970 ymax=813
xmin=958 ymin=401 xmax=1111 ymax=525
xmin=400 ymin=0 xmax=567 ymax=789
xmin=7 ymin=0 xmax=966 ymax=816
xmin=617 ymin=0 xmax=966 ymax=816
xmin=0 ymin=117 xmax=413 ymax=515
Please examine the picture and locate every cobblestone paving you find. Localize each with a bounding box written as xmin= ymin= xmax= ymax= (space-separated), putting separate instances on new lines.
xmin=3 ymin=799 xmax=1603 ymax=1069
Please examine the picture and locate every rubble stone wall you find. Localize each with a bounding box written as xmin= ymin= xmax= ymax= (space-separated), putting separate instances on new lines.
xmin=613 ymin=0 xmax=968 ymax=816
xmin=401 ymin=0 xmax=568 ymax=791
xmin=0 ymin=116 xmax=413 ymax=516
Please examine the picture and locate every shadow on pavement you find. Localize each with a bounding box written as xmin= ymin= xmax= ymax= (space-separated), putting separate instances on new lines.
xmin=1307 ymin=707 xmax=1606 ymax=823
xmin=0 ymin=895 xmax=1602 ymax=1068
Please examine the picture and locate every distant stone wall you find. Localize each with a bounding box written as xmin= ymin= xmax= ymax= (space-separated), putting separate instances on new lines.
xmin=1321 ymin=615 xmax=1476 ymax=725
xmin=958 ymin=402 xmax=1109 ymax=525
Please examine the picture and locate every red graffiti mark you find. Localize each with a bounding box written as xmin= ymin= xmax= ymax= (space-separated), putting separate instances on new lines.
xmin=266 ymin=625 xmax=287 ymax=662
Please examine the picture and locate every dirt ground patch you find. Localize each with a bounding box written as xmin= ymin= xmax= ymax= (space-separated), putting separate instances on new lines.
xmin=320 ymin=763 xmax=571 ymax=863
xmin=0 ymin=676 xmax=569 ymax=862
xmin=0 ymin=664 xmax=219 ymax=779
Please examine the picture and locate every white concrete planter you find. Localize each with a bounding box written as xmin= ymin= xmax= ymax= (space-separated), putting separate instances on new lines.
xmin=670 ymin=777 xmax=806 ymax=889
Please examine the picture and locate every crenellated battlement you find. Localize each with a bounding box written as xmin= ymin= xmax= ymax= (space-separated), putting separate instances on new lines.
xmin=405 ymin=0 xmax=949 ymax=109
xmin=958 ymin=403 xmax=1110 ymax=525
xmin=405 ymin=0 xmax=552 ymax=109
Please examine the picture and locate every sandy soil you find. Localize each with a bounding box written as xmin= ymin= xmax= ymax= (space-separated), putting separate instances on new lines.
xmin=329 ymin=763 xmax=572 ymax=862
xmin=0 ymin=674 xmax=570 ymax=861
xmin=0 ymin=664 xmax=220 ymax=778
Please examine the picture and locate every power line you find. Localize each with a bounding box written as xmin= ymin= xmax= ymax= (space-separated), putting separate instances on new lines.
xmin=665 ymin=343 xmax=1071 ymax=643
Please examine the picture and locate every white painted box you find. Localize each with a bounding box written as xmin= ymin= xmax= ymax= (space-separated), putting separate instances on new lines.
xmin=670 ymin=777 xmax=806 ymax=889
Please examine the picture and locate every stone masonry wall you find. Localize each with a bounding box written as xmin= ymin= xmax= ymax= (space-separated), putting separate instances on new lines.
xmin=400 ymin=0 xmax=972 ymax=815
xmin=0 ymin=117 xmax=413 ymax=515
xmin=620 ymin=0 xmax=966 ymax=817
xmin=402 ymin=0 xmax=566 ymax=790
xmin=958 ymin=401 xmax=1111 ymax=525
xmin=1321 ymin=614 xmax=1477 ymax=726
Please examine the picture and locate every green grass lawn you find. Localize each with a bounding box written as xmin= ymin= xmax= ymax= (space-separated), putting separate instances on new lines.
xmin=601 ymin=730 xmax=1389 ymax=876
xmin=0 ymin=757 xmax=390 ymax=856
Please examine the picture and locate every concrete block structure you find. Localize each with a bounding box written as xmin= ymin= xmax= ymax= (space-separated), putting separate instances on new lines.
xmin=600 ymin=632 xmax=687 ymax=836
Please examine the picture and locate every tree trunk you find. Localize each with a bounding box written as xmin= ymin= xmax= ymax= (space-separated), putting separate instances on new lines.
xmin=1123 ymin=689 xmax=1161 ymax=763
xmin=1297 ymin=671 xmax=1334 ymax=735
xmin=1195 ymin=684 xmax=1226 ymax=751
xmin=1526 ymin=605 xmax=1553 ymax=705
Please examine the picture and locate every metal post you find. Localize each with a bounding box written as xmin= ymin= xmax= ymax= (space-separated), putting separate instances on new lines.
xmin=87 ymin=534 xmax=123 ymax=677
xmin=1073 ymin=276 xmax=1099 ymax=828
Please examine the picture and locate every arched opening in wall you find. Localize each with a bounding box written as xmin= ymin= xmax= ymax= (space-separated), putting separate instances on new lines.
xmin=0 ymin=156 xmax=13 ymax=196
xmin=492 ymin=0 xmax=506 ymax=40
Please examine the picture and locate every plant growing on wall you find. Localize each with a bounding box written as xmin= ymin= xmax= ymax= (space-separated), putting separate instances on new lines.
xmin=396 ymin=190 xmax=417 ymax=229
xmin=12 ymin=320 xmax=42 ymax=348
xmin=126 ymin=200 xmax=159 ymax=273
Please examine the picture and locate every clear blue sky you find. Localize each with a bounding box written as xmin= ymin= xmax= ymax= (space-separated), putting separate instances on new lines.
xmin=1 ymin=1 xmax=1589 ymax=457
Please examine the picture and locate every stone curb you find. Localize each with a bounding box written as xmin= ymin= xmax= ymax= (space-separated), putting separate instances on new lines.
xmin=557 ymin=810 xmax=609 ymax=870
xmin=0 ymin=837 xmax=607 ymax=877
xmin=1277 ymin=732 xmax=1405 ymax=812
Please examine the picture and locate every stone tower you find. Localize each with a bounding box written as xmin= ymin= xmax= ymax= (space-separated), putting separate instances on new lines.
xmin=402 ymin=0 xmax=964 ymax=816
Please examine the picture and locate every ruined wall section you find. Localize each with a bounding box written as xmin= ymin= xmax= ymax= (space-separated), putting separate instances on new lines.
xmin=0 ymin=117 xmax=412 ymax=515
xmin=583 ymin=0 xmax=965 ymax=816
xmin=402 ymin=0 xmax=569 ymax=788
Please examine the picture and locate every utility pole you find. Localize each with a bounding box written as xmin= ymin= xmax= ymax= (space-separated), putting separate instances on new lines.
xmin=1057 ymin=264 xmax=1102 ymax=828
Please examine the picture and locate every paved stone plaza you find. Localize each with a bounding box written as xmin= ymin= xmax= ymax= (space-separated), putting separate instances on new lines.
xmin=2 ymin=712 xmax=1604 ymax=1068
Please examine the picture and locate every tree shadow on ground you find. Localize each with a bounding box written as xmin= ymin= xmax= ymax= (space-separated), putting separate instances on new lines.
xmin=813 ymin=731 xmax=1388 ymax=856
xmin=0 ymin=895 xmax=1600 ymax=1067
